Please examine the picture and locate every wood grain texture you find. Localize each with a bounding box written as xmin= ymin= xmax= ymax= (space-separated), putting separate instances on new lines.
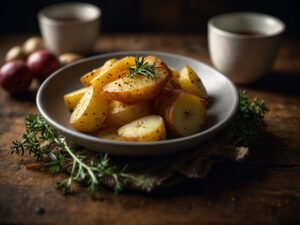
xmin=0 ymin=34 xmax=300 ymax=225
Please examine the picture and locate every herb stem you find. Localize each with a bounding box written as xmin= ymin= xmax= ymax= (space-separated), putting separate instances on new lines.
xmin=62 ymin=141 xmax=98 ymax=186
xmin=128 ymin=56 xmax=156 ymax=78
xmin=11 ymin=114 xmax=153 ymax=195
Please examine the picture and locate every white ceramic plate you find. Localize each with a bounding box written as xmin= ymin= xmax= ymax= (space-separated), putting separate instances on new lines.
xmin=37 ymin=51 xmax=239 ymax=156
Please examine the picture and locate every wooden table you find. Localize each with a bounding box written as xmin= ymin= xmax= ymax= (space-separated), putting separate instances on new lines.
xmin=0 ymin=34 xmax=299 ymax=225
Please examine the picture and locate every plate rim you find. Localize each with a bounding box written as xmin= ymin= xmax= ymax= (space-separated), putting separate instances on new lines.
xmin=37 ymin=50 xmax=239 ymax=148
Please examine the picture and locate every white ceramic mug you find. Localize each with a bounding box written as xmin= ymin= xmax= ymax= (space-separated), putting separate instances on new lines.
xmin=38 ymin=2 xmax=101 ymax=55
xmin=208 ymin=12 xmax=285 ymax=84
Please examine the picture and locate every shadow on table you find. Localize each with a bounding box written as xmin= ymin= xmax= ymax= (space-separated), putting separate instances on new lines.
xmin=242 ymin=71 xmax=300 ymax=96
xmin=10 ymin=89 xmax=37 ymax=103
xmin=144 ymin=132 xmax=283 ymax=199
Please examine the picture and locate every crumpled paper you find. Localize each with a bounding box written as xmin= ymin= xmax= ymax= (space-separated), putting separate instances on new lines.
xmin=73 ymin=142 xmax=249 ymax=192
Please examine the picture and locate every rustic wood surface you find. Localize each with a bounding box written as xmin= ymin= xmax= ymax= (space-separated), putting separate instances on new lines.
xmin=0 ymin=34 xmax=299 ymax=225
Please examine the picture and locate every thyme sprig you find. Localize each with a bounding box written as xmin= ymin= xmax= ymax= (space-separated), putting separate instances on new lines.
xmin=11 ymin=114 xmax=149 ymax=196
xmin=217 ymin=90 xmax=268 ymax=147
xmin=128 ymin=56 xmax=156 ymax=78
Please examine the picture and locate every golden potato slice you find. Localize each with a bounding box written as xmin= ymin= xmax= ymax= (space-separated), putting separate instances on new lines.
xmin=63 ymin=87 xmax=88 ymax=110
xmin=118 ymin=115 xmax=166 ymax=142
xmin=96 ymin=127 xmax=120 ymax=141
xmin=106 ymin=100 xmax=152 ymax=127
xmin=177 ymin=65 xmax=208 ymax=99
xmin=91 ymin=56 xmax=136 ymax=90
xmin=81 ymin=67 xmax=102 ymax=86
xmin=101 ymin=58 xmax=118 ymax=70
xmin=80 ymin=58 xmax=117 ymax=86
xmin=103 ymin=56 xmax=171 ymax=103
xmin=70 ymin=86 xmax=108 ymax=132
xmin=155 ymin=90 xmax=207 ymax=137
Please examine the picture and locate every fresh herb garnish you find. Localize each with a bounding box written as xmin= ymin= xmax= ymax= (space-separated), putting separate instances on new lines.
xmin=128 ymin=56 xmax=156 ymax=78
xmin=217 ymin=90 xmax=268 ymax=147
xmin=11 ymin=114 xmax=150 ymax=196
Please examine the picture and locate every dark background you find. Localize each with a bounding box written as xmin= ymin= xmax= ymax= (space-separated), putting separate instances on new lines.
xmin=0 ymin=0 xmax=299 ymax=36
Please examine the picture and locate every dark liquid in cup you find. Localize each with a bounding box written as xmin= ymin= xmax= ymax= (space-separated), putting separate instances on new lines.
xmin=232 ymin=30 xmax=265 ymax=35
xmin=52 ymin=16 xmax=82 ymax=22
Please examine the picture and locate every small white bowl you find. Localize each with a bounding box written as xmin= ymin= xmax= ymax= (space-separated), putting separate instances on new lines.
xmin=208 ymin=12 xmax=285 ymax=84
xmin=38 ymin=2 xmax=101 ymax=55
xmin=37 ymin=51 xmax=239 ymax=157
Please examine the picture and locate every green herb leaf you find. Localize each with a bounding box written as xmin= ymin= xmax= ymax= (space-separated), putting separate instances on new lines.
xmin=217 ymin=90 xmax=268 ymax=147
xmin=128 ymin=56 xmax=156 ymax=78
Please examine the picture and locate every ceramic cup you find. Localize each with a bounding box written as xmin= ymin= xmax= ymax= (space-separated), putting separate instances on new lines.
xmin=38 ymin=2 xmax=101 ymax=55
xmin=208 ymin=12 xmax=285 ymax=84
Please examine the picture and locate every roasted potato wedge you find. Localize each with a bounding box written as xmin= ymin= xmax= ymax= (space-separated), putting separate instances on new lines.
xmin=118 ymin=115 xmax=166 ymax=142
xmin=103 ymin=56 xmax=171 ymax=103
xmin=91 ymin=56 xmax=136 ymax=90
xmin=106 ymin=100 xmax=152 ymax=127
xmin=81 ymin=66 xmax=102 ymax=86
xmin=176 ymin=65 xmax=208 ymax=99
xmin=80 ymin=59 xmax=117 ymax=86
xmin=64 ymin=87 xmax=88 ymax=110
xmin=70 ymin=86 xmax=108 ymax=132
xmin=155 ymin=89 xmax=207 ymax=137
